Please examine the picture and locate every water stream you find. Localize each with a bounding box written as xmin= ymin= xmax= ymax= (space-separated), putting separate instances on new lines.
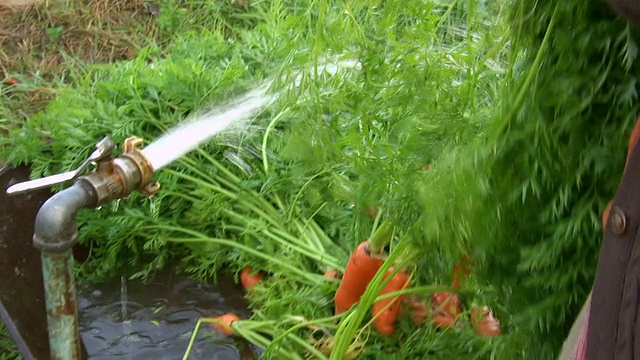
xmin=140 ymin=58 xmax=360 ymax=172
xmin=141 ymin=84 xmax=274 ymax=171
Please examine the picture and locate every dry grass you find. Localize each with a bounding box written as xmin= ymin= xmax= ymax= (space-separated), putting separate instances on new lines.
xmin=0 ymin=0 xmax=157 ymax=116
xmin=0 ymin=0 xmax=156 ymax=78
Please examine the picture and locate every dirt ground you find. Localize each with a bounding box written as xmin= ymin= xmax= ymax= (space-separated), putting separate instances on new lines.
xmin=0 ymin=0 xmax=155 ymax=79
xmin=0 ymin=0 xmax=156 ymax=120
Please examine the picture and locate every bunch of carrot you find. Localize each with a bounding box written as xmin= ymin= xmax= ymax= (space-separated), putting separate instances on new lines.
xmin=332 ymin=221 xmax=413 ymax=336
xmin=333 ymin=222 xmax=501 ymax=337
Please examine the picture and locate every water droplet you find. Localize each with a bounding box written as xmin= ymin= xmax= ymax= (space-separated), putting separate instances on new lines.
xmin=224 ymin=151 xmax=253 ymax=175
xmin=111 ymin=199 xmax=120 ymax=212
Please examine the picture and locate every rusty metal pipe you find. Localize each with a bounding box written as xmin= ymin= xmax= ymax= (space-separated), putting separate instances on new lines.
xmin=33 ymin=181 xmax=97 ymax=360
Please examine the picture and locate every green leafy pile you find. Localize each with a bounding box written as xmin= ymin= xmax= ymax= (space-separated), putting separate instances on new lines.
xmin=410 ymin=0 xmax=640 ymax=357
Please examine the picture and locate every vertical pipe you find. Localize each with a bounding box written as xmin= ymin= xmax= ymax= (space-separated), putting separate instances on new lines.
xmin=41 ymin=250 xmax=81 ymax=360
xmin=33 ymin=181 xmax=97 ymax=360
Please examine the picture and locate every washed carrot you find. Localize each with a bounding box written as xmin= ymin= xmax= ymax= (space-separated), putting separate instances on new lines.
xmin=334 ymin=221 xmax=393 ymax=314
xmin=431 ymin=291 xmax=462 ymax=317
xmin=431 ymin=291 xmax=461 ymax=328
xmin=240 ymin=267 xmax=262 ymax=292
xmin=451 ymin=256 xmax=472 ymax=288
xmin=372 ymin=267 xmax=411 ymax=336
xmin=402 ymin=296 xmax=428 ymax=325
xmin=433 ymin=311 xmax=457 ymax=328
xmin=471 ymin=306 xmax=501 ymax=337
xmin=324 ymin=269 xmax=342 ymax=280
xmin=211 ymin=313 xmax=240 ymax=336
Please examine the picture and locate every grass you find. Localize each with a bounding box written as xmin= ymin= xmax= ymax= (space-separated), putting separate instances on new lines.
xmin=2 ymin=0 xmax=634 ymax=358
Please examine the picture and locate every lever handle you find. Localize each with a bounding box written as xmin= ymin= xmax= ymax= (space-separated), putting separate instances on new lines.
xmin=5 ymin=137 xmax=116 ymax=196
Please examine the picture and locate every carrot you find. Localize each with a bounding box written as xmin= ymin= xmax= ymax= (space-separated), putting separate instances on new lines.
xmin=452 ymin=255 xmax=472 ymax=288
xmin=431 ymin=291 xmax=462 ymax=317
xmin=402 ymin=296 xmax=428 ymax=326
xmin=471 ymin=306 xmax=501 ymax=337
xmin=211 ymin=313 xmax=241 ymax=336
xmin=432 ymin=311 xmax=457 ymax=328
xmin=431 ymin=291 xmax=461 ymax=328
xmin=324 ymin=269 xmax=342 ymax=280
xmin=372 ymin=267 xmax=412 ymax=336
xmin=240 ymin=267 xmax=262 ymax=292
xmin=334 ymin=221 xmax=393 ymax=314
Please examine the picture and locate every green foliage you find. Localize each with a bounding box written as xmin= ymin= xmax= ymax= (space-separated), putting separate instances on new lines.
xmin=410 ymin=0 xmax=640 ymax=358
xmin=0 ymin=323 xmax=21 ymax=360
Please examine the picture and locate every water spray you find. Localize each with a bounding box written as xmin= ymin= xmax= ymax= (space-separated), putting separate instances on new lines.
xmin=6 ymin=136 xmax=158 ymax=360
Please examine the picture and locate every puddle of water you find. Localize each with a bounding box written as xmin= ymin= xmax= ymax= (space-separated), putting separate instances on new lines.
xmin=78 ymin=269 xmax=260 ymax=360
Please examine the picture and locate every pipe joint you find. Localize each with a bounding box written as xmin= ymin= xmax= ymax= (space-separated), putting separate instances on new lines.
xmin=33 ymin=181 xmax=97 ymax=253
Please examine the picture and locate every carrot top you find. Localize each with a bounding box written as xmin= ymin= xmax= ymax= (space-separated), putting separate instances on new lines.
xmin=367 ymin=221 xmax=394 ymax=256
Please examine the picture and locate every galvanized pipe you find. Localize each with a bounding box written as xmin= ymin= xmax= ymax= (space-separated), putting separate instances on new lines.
xmin=33 ymin=181 xmax=97 ymax=360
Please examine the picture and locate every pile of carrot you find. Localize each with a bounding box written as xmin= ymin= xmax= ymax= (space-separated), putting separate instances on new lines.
xmin=211 ymin=225 xmax=500 ymax=341
xmin=333 ymin=223 xmax=501 ymax=337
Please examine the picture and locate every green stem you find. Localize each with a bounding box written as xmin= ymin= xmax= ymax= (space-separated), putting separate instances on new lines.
xmin=182 ymin=318 xmax=205 ymax=360
xmin=262 ymin=107 xmax=292 ymax=175
xmin=497 ymin=5 xmax=558 ymax=137
xmin=144 ymin=224 xmax=322 ymax=284
xmin=178 ymin=159 xmax=288 ymax=225
xmin=367 ymin=221 xmax=394 ymax=256
xmin=262 ymin=229 xmax=342 ymax=269
xmin=168 ymin=170 xmax=286 ymax=231
xmin=268 ymin=314 xmax=344 ymax=351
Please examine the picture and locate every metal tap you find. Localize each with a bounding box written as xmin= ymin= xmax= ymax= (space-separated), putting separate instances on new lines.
xmin=6 ymin=136 xmax=160 ymax=205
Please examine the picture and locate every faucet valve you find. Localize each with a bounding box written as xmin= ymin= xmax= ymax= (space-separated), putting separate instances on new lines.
xmin=5 ymin=136 xmax=160 ymax=203
xmin=5 ymin=137 xmax=116 ymax=195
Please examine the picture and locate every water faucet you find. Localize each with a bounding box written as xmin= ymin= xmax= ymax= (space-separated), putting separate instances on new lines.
xmin=7 ymin=136 xmax=160 ymax=205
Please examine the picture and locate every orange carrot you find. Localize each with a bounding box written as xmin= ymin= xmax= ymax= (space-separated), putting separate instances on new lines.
xmin=432 ymin=311 xmax=457 ymax=328
xmin=451 ymin=256 xmax=472 ymax=288
xmin=471 ymin=306 xmax=501 ymax=337
xmin=211 ymin=313 xmax=240 ymax=336
xmin=324 ymin=269 xmax=342 ymax=280
xmin=334 ymin=241 xmax=383 ymax=314
xmin=372 ymin=267 xmax=412 ymax=336
xmin=431 ymin=291 xmax=461 ymax=328
xmin=334 ymin=222 xmax=393 ymax=314
xmin=431 ymin=291 xmax=462 ymax=317
xmin=402 ymin=296 xmax=428 ymax=325
xmin=3 ymin=78 xmax=19 ymax=86
xmin=240 ymin=267 xmax=262 ymax=292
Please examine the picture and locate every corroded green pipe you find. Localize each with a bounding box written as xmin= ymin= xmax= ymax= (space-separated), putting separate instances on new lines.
xmin=33 ymin=181 xmax=97 ymax=360
xmin=41 ymin=251 xmax=82 ymax=360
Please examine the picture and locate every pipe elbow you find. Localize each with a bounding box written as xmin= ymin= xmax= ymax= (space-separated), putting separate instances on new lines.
xmin=33 ymin=180 xmax=97 ymax=253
